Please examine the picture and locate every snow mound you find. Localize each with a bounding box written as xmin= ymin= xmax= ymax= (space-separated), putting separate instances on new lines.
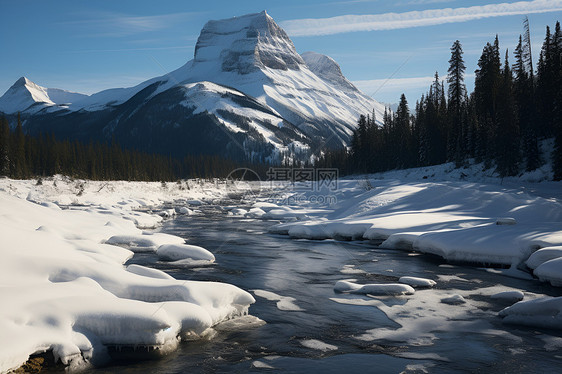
xmin=398 ymin=276 xmax=436 ymax=288
xmin=158 ymin=208 xmax=176 ymax=218
xmin=264 ymin=207 xmax=307 ymax=220
xmin=157 ymin=244 xmax=216 ymax=262
xmin=440 ymin=295 xmax=466 ymax=305
xmin=245 ymin=207 xmax=266 ymax=218
xmin=491 ymin=290 xmax=524 ymax=302
xmin=0 ymin=190 xmax=253 ymax=372
xmin=526 ymin=246 xmax=562 ymax=269
xmin=500 ymin=296 xmax=562 ymax=329
xmin=534 ymin=258 xmax=562 ymax=286
xmin=334 ymin=280 xmax=415 ymax=296
xmin=496 ymin=217 xmax=517 ymax=225
xmin=105 ymin=232 xmax=185 ymax=252
xmin=179 ymin=207 xmax=194 ymax=215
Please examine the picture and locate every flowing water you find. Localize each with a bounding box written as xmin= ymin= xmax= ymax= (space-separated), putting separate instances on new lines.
xmin=90 ymin=203 xmax=562 ymax=373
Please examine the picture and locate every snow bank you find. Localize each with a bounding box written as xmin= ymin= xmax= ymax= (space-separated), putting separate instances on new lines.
xmin=269 ymin=180 xmax=562 ymax=270
xmin=491 ymin=291 xmax=524 ymax=302
xmin=0 ymin=188 xmax=254 ymax=372
xmin=500 ymin=296 xmax=562 ymax=329
xmin=534 ymin=258 xmax=562 ymax=287
xmin=526 ymin=246 xmax=562 ymax=269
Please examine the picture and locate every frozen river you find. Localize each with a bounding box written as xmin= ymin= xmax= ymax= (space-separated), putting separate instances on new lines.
xmin=91 ymin=203 xmax=562 ymax=373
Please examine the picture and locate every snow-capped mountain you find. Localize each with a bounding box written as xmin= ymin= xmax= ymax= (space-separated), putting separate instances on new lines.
xmin=0 ymin=77 xmax=88 ymax=114
xmin=0 ymin=11 xmax=384 ymax=161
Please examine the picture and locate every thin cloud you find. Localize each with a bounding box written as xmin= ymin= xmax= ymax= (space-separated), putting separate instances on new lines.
xmin=281 ymin=0 xmax=562 ymax=36
xmin=405 ymin=0 xmax=455 ymax=5
xmin=62 ymin=11 xmax=200 ymax=37
xmin=68 ymin=46 xmax=194 ymax=53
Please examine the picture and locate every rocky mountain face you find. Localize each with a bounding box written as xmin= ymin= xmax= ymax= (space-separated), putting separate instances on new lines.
xmin=0 ymin=11 xmax=384 ymax=162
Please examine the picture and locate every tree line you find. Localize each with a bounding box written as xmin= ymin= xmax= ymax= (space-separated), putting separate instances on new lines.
xmin=318 ymin=19 xmax=562 ymax=180
xmin=0 ymin=114 xmax=267 ymax=181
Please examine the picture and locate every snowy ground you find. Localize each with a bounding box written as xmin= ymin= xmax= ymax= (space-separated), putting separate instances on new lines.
xmin=255 ymin=161 xmax=562 ymax=334
xmin=1 ymin=162 xmax=562 ymax=371
xmin=0 ymin=176 xmax=257 ymax=373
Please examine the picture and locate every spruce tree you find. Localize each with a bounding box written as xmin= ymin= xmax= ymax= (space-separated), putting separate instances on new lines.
xmin=537 ymin=25 xmax=553 ymax=138
xmin=447 ymin=40 xmax=467 ymax=165
xmin=394 ymin=94 xmax=411 ymax=168
xmin=474 ymin=37 xmax=502 ymax=166
xmin=553 ymin=22 xmax=562 ymax=180
xmin=514 ymin=35 xmax=541 ymax=171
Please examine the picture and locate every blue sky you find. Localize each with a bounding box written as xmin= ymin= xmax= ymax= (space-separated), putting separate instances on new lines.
xmin=1 ymin=0 xmax=562 ymax=105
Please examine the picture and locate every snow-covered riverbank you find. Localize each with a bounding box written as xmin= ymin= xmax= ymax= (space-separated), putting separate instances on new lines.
xmin=0 ymin=177 xmax=255 ymax=373
xmin=1 ymin=168 xmax=562 ymax=372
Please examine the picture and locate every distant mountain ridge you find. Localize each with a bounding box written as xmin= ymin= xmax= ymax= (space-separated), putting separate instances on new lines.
xmin=0 ymin=11 xmax=384 ymax=162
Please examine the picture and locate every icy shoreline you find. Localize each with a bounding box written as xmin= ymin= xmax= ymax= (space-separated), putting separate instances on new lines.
xmin=268 ymin=179 xmax=562 ymax=285
xmin=2 ymin=170 xmax=562 ymax=371
xmin=0 ymin=177 xmax=255 ymax=373
xmin=257 ymin=169 xmax=562 ymax=331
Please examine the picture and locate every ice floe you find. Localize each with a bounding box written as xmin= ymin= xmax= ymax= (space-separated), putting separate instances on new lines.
xmin=398 ymin=276 xmax=437 ymax=288
xmin=252 ymin=289 xmax=303 ymax=311
xmin=300 ymin=339 xmax=338 ymax=352
xmin=334 ymin=280 xmax=415 ymax=296
xmin=157 ymin=243 xmax=216 ymax=262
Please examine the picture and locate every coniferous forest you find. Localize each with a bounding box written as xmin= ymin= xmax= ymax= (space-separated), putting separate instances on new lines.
xmin=2 ymin=21 xmax=562 ymax=182
xmin=318 ymin=20 xmax=562 ymax=181
xmin=0 ymin=114 xmax=264 ymax=181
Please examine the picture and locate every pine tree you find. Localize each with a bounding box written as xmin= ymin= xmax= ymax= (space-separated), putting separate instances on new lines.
xmin=523 ymin=17 xmax=535 ymax=81
xmin=447 ymin=40 xmax=467 ymax=165
xmin=474 ymin=37 xmax=502 ymax=166
xmin=537 ymin=25 xmax=553 ymax=138
xmin=514 ymin=34 xmax=541 ymax=171
xmin=350 ymin=115 xmax=369 ymax=172
xmin=552 ymin=21 xmax=562 ymax=180
xmin=394 ymin=94 xmax=411 ymax=168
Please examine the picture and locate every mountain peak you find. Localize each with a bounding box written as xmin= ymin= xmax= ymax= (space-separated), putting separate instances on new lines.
xmin=193 ymin=11 xmax=304 ymax=74
xmin=301 ymin=52 xmax=359 ymax=93
xmin=0 ymin=77 xmax=88 ymax=114
xmin=0 ymin=77 xmax=54 ymax=114
xmin=13 ymin=76 xmax=31 ymax=88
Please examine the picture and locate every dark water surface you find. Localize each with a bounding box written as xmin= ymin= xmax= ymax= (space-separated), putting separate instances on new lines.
xmin=90 ymin=203 xmax=562 ymax=373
